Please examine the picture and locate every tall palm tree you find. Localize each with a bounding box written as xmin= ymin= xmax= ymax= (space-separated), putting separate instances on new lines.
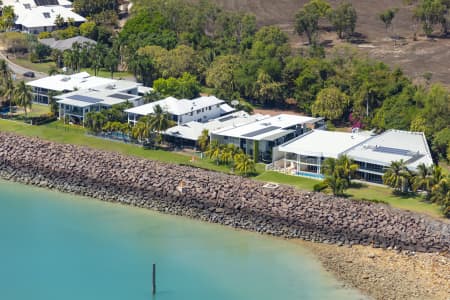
xmin=14 ymin=81 xmax=32 ymax=117
xmin=131 ymin=117 xmax=150 ymax=143
xmin=147 ymin=104 xmax=175 ymax=144
xmin=321 ymin=157 xmax=338 ymax=176
xmin=336 ymin=154 xmax=359 ymax=185
xmin=197 ymin=129 xmax=210 ymax=152
xmin=234 ymin=153 xmax=256 ymax=176
xmin=413 ymin=163 xmax=433 ymax=197
xmin=3 ymin=78 xmax=14 ymax=114
xmin=220 ymin=144 xmax=235 ymax=165
xmin=0 ymin=59 xmax=12 ymax=86
xmin=205 ymin=140 xmax=222 ymax=164
xmin=430 ymin=177 xmax=449 ymax=216
xmin=383 ymin=160 xmax=411 ymax=193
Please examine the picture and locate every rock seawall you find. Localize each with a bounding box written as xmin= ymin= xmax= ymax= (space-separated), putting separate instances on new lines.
xmin=0 ymin=132 xmax=449 ymax=253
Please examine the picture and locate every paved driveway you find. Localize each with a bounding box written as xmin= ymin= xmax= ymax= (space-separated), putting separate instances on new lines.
xmin=0 ymin=51 xmax=46 ymax=80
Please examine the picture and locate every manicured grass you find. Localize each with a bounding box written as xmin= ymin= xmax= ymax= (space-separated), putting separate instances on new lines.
xmin=346 ymin=184 xmax=442 ymax=218
xmin=10 ymin=58 xmax=55 ymax=74
xmin=27 ymin=104 xmax=51 ymax=117
xmin=256 ymin=171 xmax=443 ymax=218
xmin=0 ymin=118 xmax=445 ymax=219
xmin=0 ymin=119 xmax=232 ymax=173
xmin=255 ymin=171 xmax=319 ymax=190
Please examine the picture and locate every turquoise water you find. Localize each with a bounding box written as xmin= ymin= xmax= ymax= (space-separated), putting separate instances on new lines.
xmin=0 ymin=180 xmax=365 ymax=300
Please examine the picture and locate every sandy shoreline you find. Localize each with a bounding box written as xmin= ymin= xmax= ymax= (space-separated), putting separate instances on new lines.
xmin=297 ymin=240 xmax=450 ymax=300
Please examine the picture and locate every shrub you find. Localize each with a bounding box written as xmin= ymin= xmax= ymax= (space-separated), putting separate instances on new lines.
xmin=313 ymin=182 xmax=328 ymax=192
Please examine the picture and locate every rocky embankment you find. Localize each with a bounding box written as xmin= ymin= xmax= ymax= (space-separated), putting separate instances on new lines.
xmin=0 ymin=132 xmax=449 ymax=253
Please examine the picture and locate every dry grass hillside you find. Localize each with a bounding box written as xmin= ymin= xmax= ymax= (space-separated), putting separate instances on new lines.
xmin=206 ymin=0 xmax=450 ymax=85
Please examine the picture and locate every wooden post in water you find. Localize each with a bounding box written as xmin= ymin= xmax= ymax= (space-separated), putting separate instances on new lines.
xmin=152 ymin=263 xmax=156 ymax=295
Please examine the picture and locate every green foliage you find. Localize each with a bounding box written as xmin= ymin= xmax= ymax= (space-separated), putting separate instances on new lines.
xmin=197 ymin=129 xmax=210 ymax=152
xmin=0 ymin=5 xmax=15 ymax=31
xmin=329 ymin=2 xmax=358 ymax=39
xmin=379 ymin=8 xmax=398 ymax=32
xmin=73 ymin=0 xmax=118 ymax=17
xmin=383 ymin=160 xmax=414 ymax=193
xmin=0 ymin=32 xmax=28 ymax=53
xmin=153 ymin=73 xmax=200 ymax=99
xmin=13 ymin=81 xmax=32 ymax=117
xmin=432 ymin=128 xmax=450 ymax=159
xmin=414 ymin=0 xmax=449 ymax=36
xmin=313 ymin=181 xmax=328 ymax=192
xmin=321 ymin=155 xmax=358 ymax=195
xmin=294 ymin=6 xmax=320 ymax=45
xmin=38 ymin=31 xmax=52 ymax=39
xmin=311 ymin=86 xmax=349 ymax=122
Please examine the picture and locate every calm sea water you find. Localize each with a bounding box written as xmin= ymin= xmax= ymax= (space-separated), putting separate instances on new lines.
xmin=0 ymin=180 xmax=366 ymax=300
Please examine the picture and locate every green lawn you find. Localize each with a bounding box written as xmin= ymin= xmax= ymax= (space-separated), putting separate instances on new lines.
xmin=10 ymin=58 xmax=55 ymax=74
xmin=27 ymin=104 xmax=51 ymax=117
xmin=255 ymin=171 xmax=319 ymax=190
xmin=0 ymin=118 xmax=445 ymax=219
xmin=346 ymin=184 xmax=442 ymax=218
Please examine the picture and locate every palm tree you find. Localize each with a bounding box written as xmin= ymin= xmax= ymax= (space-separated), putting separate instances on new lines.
xmin=205 ymin=140 xmax=222 ymax=164
xmin=14 ymin=81 xmax=33 ymax=117
xmin=430 ymin=177 xmax=449 ymax=217
xmin=412 ymin=163 xmax=434 ymax=197
xmin=234 ymin=153 xmax=256 ymax=176
xmin=131 ymin=117 xmax=151 ymax=143
xmin=336 ymin=154 xmax=359 ymax=185
xmin=48 ymin=90 xmax=59 ymax=116
xmin=220 ymin=144 xmax=235 ymax=165
xmin=0 ymin=59 xmax=12 ymax=86
xmin=147 ymin=104 xmax=175 ymax=144
xmin=324 ymin=173 xmax=347 ymax=196
xmin=197 ymin=129 xmax=210 ymax=153
xmin=322 ymin=157 xmax=338 ymax=176
xmin=383 ymin=160 xmax=411 ymax=193
xmin=3 ymin=78 xmax=14 ymax=115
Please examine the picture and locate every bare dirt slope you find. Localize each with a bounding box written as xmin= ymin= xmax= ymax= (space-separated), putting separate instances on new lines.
xmin=208 ymin=0 xmax=450 ymax=85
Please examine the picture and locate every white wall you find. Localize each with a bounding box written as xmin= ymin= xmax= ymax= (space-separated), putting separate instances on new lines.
xmin=178 ymin=103 xmax=222 ymax=124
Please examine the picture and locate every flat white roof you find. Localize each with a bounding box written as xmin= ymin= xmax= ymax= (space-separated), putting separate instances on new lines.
xmin=125 ymin=96 xmax=225 ymax=116
xmin=164 ymin=111 xmax=266 ymax=141
xmin=56 ymin=88 xmax=141 ymax=108
xmin=278 ymin=129 xmax=373 ymax=158
xmin=345 ymin=129 xmax=433 ymax=169
xmin=3 ymin=0 xmax=86 ymax=29
xmin=27 ymin=72 xmax=139 ymax=92
xmin=213 ymin=114 xmax=318 ymax=141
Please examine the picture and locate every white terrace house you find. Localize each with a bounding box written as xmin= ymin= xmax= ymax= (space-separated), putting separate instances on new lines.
xmin=56 ymin=87 xmax=143 ymax=126
xmin=125 ymin=96 xmax=235 ymax=126
xmin=210 ymin=114 xmax=324 ymax=163
xmin=2 ymin=0 xmax=85 ymax=34
xmin=26 ymin=72 xmax=144 ymax=105
xmin=272 ymin=129 xmax=433 ymax=184
xmin=163 ymin=111 xmax=266 ymax=148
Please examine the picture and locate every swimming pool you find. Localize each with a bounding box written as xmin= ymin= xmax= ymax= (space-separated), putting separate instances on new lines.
xmin=295 ymin=171 xmax=324 ymax=180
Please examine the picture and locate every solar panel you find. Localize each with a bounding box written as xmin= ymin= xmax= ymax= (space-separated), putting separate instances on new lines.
xmin=67 ymin=95 xmax=102 ymax=104
xmin=108 ymin=93 xmax=134 ymax=100
xmin=35 ymin=0 xmax=58 ymax=6
xmin=373 ymin=146 xmax=411 ymax=156
xmin=218 ymin=115 xmax=235 ymax=122
xmin=242 ymin=126 xmax=280 ymax=138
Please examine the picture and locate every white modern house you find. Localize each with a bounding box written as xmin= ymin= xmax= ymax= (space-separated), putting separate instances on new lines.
xmin=211 ymin=114 xmax=324 ymax=162
xmin=346 ymin=130 xmax=433 ymax=184
xmin=125 ymin=96 xmax=235 ymax=126
xmin=163 ymin=111 xmax=267 ymax=148
xmin=27 ymin=72 xmax=143 ymax=105
xmin=56 ymin=88 xmax=142 ymax=126
xmin=2 ymin=0 xmax=85 ymax=34
xmin=271 ymin=129 xmax=433 ymax=184
xmin=271 ymin=129 xmax=373 ymax=179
